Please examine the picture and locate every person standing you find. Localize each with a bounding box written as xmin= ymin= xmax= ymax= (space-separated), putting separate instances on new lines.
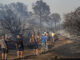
xmin=35 ymin=33 xmax=40 ymax=55
xmin=16 ymin=34 xmax=24 ymax=58
xmin=0 ymin=34 xmax=8 ymax=60
xmin=30 ymin=34 xmax=38 ymax=55
xmin=51 ymin=32 xmax=55 ymax=45
xmin=41 ymin=33 xmax=48 ymax=53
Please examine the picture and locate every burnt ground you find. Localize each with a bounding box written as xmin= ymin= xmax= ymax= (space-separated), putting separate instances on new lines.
xmin=0 ymin=35 xmax=80 ymax=60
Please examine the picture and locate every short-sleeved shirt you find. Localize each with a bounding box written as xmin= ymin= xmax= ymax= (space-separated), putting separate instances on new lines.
xmin=41 ymin=36 xmax=47 ymax=43
xmin=16 ymin=38 xmax=24 ymax=49
xmin=1 ymin=39 xmax=7 ymax=48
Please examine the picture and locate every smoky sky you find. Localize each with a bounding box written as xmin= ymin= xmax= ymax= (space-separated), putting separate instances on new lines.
xmin=0 ymin=0 xmax=80 ymax=17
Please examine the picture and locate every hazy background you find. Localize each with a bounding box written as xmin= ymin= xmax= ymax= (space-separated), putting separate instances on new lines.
xmin=0 ymin=0 xmax=80 ymax=38
xmin=0 ymin=0 xmax=80 ymax=17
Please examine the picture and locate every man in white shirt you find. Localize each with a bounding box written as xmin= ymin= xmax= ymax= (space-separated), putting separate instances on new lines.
xmin=0 ymin=34 xmax=8 ymax=60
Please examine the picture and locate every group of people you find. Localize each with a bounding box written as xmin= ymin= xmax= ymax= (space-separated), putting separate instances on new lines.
xmin=29 ymin=32 xmax=55 ymax=56
xmin=0 ymin=32 xmax=55 ymax=60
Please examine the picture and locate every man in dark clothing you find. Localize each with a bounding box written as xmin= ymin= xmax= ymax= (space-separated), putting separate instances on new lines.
xmin=16 ymin=34 xmax=24 ymax=58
